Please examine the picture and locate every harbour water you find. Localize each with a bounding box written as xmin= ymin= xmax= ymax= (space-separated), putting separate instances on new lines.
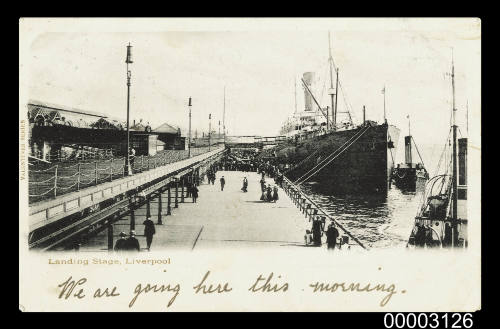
xmin=301 ymin=183 xmax=424 ymax=248
xmin=301 ymin=143 xmax=443 ymax=249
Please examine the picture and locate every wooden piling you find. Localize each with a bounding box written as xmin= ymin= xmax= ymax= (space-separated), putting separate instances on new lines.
xmin=158 ymin=191 xmax=163 ymax=225
xmin=107 ymin=224 xmax=114 ymax=251
xmin=167 ymin=184 xmax=172 ymax=215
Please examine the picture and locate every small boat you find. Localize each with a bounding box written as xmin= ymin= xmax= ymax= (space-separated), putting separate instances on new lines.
xmin=392 ymin=118 xmax=429 ymax=191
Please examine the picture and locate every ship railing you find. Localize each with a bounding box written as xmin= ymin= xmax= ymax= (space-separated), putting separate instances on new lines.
xmin=281 ymin=176 xmax=367 ymax=250
xmin=294 ymin=125 xmax=371 ymax=185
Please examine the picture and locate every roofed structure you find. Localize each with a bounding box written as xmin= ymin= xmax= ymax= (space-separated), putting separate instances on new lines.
xmin=153 ymin=122 xmax=181 ymax=135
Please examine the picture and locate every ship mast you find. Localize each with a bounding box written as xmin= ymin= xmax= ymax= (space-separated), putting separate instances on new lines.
xmin=223 ymin=86 xmax=226 ymax=144
xmin=328 ymin=32 xmax=335 ymax=131
xmin=451 ymin=49 xmax=458 ymax=247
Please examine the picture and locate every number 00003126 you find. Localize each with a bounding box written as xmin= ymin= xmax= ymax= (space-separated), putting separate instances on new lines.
xmin=383 ymin=313 xmax=474 ymax=329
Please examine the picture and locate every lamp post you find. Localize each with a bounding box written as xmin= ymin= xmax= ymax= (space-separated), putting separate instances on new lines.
xmin=125 ymin=42 xmax=133 ymax=175
xmin=188 ymin=97 xmax=192 ymax=158
xmin=208 ymin=113 xmax=211 ymax=151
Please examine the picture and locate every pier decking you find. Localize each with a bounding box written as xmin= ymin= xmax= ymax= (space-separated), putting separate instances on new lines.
xmin=77 ymin=169 xmax=365 ymax=251
xmin=80 ymin=170 xmax=310 ymax=251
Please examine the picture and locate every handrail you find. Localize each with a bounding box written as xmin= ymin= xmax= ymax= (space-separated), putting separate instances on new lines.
xmin=28 ymin=155 xmax=51 ymax=164
xmin=282 ymin=176 xmax=367 ymax=250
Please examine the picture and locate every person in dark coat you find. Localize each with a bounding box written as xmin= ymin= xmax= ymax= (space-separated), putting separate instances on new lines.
xmin=272 ymin=186 xmax=279 ymax=202
xmin=326 ymin=223 xmax=339 ymax=250
xmin=260 ymin=188 xmax=266 ymax=201
xmin=443 ymin=222 xmax=452 ymax=247
xmin=242 ymin=177 xmax=248 ymax=192
xmin=312 ymin=217 xmax=323 ymax=247
xmin=192 ymin=185 xmax=199 ymax=203
xmin=266 ymin=185 xmax=273 ymax=202
xmin=220 ymin=176 xmax=225 ymax=191
xmin=124 ymin=230 xmax=140 ymax=251
xmin=414 ymin=223 xmax=426 ymax=248
xmin=114 ymin=232 xmax=127 ymax=251
xmin=143 ymin=217 xmax=156 ymax=251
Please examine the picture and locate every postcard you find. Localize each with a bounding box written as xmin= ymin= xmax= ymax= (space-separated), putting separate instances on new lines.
xmin=19 ymin=17 xmax=481 ymax=313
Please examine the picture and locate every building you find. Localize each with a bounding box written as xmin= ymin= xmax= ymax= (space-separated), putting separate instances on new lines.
xmin=27 ymin=100 xmax=184 ymax=161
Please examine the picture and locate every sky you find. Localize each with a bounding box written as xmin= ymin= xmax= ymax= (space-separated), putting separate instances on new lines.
xmin=21 ymin=18 xmax=481 ymax=166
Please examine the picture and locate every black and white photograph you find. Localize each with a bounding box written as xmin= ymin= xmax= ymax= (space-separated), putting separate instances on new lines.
xmin=19 ymin=17 xmax=481 ymax=313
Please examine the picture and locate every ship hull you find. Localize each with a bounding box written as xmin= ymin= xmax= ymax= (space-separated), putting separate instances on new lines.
xmin=393 ymin=168 xmax=428 ymax=191
xmin=276 ymin=123 xmax=400 ymax=194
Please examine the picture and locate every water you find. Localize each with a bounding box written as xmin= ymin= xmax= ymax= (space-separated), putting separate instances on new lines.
xmin=301 ymin=183 xmax=426 ymax=249
xmin=298 ymin=142 xmax=445 ymax=249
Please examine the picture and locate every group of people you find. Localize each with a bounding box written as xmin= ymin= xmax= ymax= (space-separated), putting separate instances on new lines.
xmin=304 ymin=216 xmax=340 ymax=250
xmin=412 ymin=221 xmax=457 ymax=248
xmin=220 ymin=151 xmax=258 ymax=172
xmin=114 ymin=216 xmax=156 ymax=252
xmin=186 ymin=182 xmax=199 ymax=203
xmin=206 ymin=169 xmax=217 ymax=185
xmin=259 ymin=174 xmax=279 ymax=202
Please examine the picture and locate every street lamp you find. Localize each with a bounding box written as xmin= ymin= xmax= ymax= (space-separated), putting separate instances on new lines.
xmin=188 ymin=97 xmax=192 ymax=158
xmin=208 ymin=113 xmax=211 ymax=151
xmin=125 ymin=42 xmax=133 ymax=175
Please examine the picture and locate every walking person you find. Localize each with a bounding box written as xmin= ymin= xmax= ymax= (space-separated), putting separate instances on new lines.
xmin=304 ymin=230 xmax=314 ymax=246
xmin=114 ymin=232 xmax=127 ymax=252
xmin=312 ymin=217 xmax=323 ymax=247
xmin=326 ymin=223 xmax=339 ymax=250
xmin=272 ymin=185 xmax=279 ymax=203
xmin=192 ymin=185 xmax=199 ymax=203
xmin=124 ymin=230 xmax=141 ymax=251
xmin=242 ymin=177 xmax=248 ymax=192
xmin=129 ymin=148 xmax=136 ymax=175
xmin=220 ymin=176 xmax=226 ymax=191
xmin=260 ymin=187 xmax=266 ymax=201
xmin=143 ymin=217 xmax=156 ymax=251
xmin=266 ymin=185 xmax=273 ymax=202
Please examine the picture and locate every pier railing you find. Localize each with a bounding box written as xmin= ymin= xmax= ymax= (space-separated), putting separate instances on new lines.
xmin=280 ymin=175 xmax=367 ymax=250
xmin=28 ymin=146 xmax=215 ymax=204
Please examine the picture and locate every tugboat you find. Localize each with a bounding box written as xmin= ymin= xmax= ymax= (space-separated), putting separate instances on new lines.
xmin=392 ymin=116 xmax=429 ymax=191
xmin=407 ymin=54 xmax=468 ymax=249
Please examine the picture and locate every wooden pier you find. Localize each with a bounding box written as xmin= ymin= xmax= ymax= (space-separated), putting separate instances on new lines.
xmin=75 ymin=170 xmax=365 ymax=252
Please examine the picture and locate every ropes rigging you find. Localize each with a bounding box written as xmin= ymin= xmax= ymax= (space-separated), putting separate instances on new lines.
xmin=294 ymin=125 xmax=371 ymax=185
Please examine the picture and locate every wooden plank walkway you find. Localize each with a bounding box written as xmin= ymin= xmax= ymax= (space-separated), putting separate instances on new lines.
xmin=80 ymin=170 xmax=311 ymax=251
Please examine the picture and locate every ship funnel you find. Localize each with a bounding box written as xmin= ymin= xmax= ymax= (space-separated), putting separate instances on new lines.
xmin=405 ymin=136 xmax=412 ymax=164
xmin=303 ymin=72 xmax=315 ymax=111
xmin=458 ymin=138 xmax=467 ymax=186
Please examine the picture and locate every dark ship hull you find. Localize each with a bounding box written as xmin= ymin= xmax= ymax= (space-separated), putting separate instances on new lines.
xmin=392 ymin=168 xmax=428 ymax=191
xmin=275 ymin=123 xmax=400 ymax=194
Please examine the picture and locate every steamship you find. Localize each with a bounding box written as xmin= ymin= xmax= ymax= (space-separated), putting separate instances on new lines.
xmin=269 ymin=34 xmax=400 ymax=195
xmin=392 ymin=121 xmax=429 ymax=191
